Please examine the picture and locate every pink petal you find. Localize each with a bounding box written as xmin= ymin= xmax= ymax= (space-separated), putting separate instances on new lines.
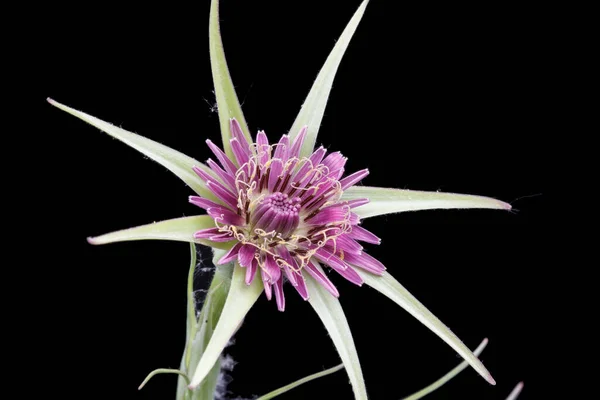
xmin=274 ymin=276 xmax=286 ymax=311
xmin=348 ymin=225 xmax=381 ymax=244
xmin=217 ymin=242 xmax=243 ymax=265
xmin=339 ymin=169 xmax=369 ymax=190
xmin=305 ymin=261 xmax=339 ymax=297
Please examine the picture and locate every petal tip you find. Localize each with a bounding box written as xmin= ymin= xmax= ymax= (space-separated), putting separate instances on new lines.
xmin=86 ymin=236 xmax=99 ymax=245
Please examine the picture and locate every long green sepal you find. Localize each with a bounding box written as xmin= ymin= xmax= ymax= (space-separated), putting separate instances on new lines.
xmin=402 ymin=338 xmax=488 ymax=400
xmin=47 ymin=98 xmax=218 ymax=201
xmin=357 ymin=270 xmax=496 ymax=385
xmin=288 ymin=1 xmax=369 ymax=158
xmin=306 ymin=262 xmax=368 ymax=399
xmin=256 ymin=364 xmax=344 ymax=400
xmin=188 ymin=263 xmax=263 ymax=389
xmin=342 ymin=186 xmax=511 ymax=218
xmin=209 ymin=0 xmax=252 ymax=158
xmin=87 ymin=215 xmax=232 ymax=250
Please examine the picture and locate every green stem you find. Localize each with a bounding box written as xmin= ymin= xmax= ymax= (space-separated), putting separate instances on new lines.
xmin=256 ymin=364 xmax=345 ymax=400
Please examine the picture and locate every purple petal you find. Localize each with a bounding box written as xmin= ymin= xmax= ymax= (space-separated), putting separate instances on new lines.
xmin=322 ymin=151 xmax=347 ymax=174
xmin=261 ymin=269 xmax=273 ymax=300
xmin=278 ymin=247 xmax=298 ymax=286
xmin=230 ymin=138 xmax=250 ymax=166
xmin=274 ymin=276 xmax=286 ymax=311
xmin=207 ymin=159 xmax=237 ymax=190
xmin=206 ymin=139 xmax=237 ymax=175
xmin=339 ymin=169 xmax=369 ymax=190
xmin=309 ymin=146 xmax=327 ymax=165
xmin=263 ymin=253 xmax=281 ymax=284
xmin=348 ymin=225 xmax=381 ymax=244
xmin=245 ymin=259 xmax=258 ymax=285
xmin=273 ymin=134 xmax=290 ymax=162
xmin=332 ymin=234 xmax=363 ymax=255
xmin=206 ymin=206 xmax=244 ymax=226
xmin=343 ymin=251 xmax=386 ymax=275
xmin=218 ymin=242 xmax=243 ymax=265
xmin=305 ymin=205 xmax=349 ymax=225
xmin=267 ymin=159 xmax=283 ymax=192
xmin=238 ymin=244 xmax=257 ymax=268
xmin=206 ymin=181 xmax=238 ymax=209
xmin=314 ymin=248 xmax=347 ymax=271
xmin=189 ymin=196 xmax=223 ymax=211
xmin=347 ymin=198 xmax=370 ymax=209
xmin=289 ymin=126 xmax=307 ymax=159
xmin=332 ymin=263 xmax=363 ymax=286
xmin=349 ymin=212 xmax=360 ymax=225
xmin=314 ymin=249 xmax=363 ymax=286
xmin=193 ymin=227 xmax=221 ymax=239
xmin=256 ymin=130 xmax=271 ymax=165
xmin=230 ymin=118 xmax=252 ymax=152
xmin=208 ymin=232 xmax=236 ymax=242
xmin=305 ymin=261 xmax=339 ymax=297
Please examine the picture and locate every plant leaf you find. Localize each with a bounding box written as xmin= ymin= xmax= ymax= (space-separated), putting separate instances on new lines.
xmin=188 ymin=263 xmax=263 ymax=389
xmin=138 ymin=368 xmax=190 ymax=390
xmin=256 ymin=364 xmax=344 ymax=400
xmin=357 ymin=270 xmax=496 ymax=385
xmin=47 ymin=98 xmax=219 ymax=202
xmin=288 ymin=0 xmax=369 ymax=158
xmin=306 ymin=262 xmax=368 ymax=400
xmin=505 ymin=382 xmax=524 ymax=400
xmin=402 ymin=338 xmax=488 ymax=400
xmin=342 ymin=186 xmax=511 ymax=218
xmin=87 ymin=215 xmax=232 ymax=250
xmin=209 ymin=0 xmax=252 ymax=159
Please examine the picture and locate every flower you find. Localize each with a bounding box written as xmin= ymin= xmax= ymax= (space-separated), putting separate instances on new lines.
xmin=191 ymin=118 xmax=382 ymax=310
xmin=49 ymin=0 xmax=512 ymax=398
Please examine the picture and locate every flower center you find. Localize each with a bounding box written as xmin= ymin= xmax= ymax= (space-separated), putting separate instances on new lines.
xmin=251 ymin=192 xmax=301 ymax=238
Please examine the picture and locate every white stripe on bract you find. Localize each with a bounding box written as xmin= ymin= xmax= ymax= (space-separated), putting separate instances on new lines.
xmin=188 ymin=263 xmax=263 ymax=389
xmin=288 ymin=1 xmax=370 ymax=159
xmin=342 ymin=186 xmax=511 ymax=218
xmin=306 ymin=261 xmax=368 ymax=400
xmin=357 ymin=270 xmax=496 ymax=385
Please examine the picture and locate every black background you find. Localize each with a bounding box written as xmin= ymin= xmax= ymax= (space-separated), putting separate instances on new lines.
xmin=37 ymin=0 xmax=544 ymax=399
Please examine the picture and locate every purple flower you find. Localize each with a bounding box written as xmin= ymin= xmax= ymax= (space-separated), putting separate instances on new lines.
xmin=190 ymin=119 xmax=380 ymax=310
xmin=48 ymin=0 xmax=513 ymax=397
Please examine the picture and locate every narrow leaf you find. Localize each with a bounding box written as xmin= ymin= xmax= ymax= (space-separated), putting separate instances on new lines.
xmin=256 ymin=364 xmax=344 ymax=400
xmin=505 ymin=382 xmax=524 ymax=400
xmin=288 ymin=1 xmax=369 ymax=158
xmin=342 ymin=186 xmax=511 ymax=218
xmin=357 ymin=270 xmax=496 ymax=385
xmin=138 ymin=368 xmax=189 ymax=390
xmin=178 ymin=249 xmax=234 ymax=400
xmin=188 ymin=263 xmax=263 ymax=389
xmin=307 ymin=262 xmax=368 ymax=400
xmin=209 ymin=0 xmax=252 ymax=158
xmin=87 ymin=215 xmax=232 ymax=250
xmin=402 ymin=338 xmax=488 ymax=400
xmin=47 ymin=98 xmax=218 ymax=201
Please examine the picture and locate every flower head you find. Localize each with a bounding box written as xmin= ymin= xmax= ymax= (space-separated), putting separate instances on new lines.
xmin=190 ymin=119 xmax=382 ymax=310
xmin=48 ymin=0 xmax=512 ymax=396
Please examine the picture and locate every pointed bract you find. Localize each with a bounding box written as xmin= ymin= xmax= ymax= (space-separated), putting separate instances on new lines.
xmin=288 ymin=1 xmax=370 ymax=158
xmin=343 ymin=186 xmax=511 ymax=218
xmin=357 ymin=270 xmax=496 ymax=385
